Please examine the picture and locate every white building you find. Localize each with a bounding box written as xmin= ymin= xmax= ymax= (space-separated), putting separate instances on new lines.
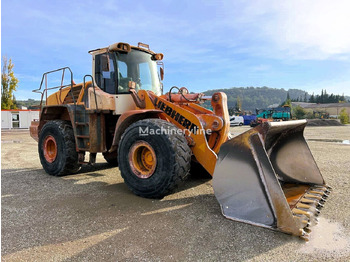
xmin=1 ymin=109 xmax=40 ymax=129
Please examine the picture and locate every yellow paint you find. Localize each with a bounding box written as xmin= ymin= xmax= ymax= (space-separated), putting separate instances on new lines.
xmin=46 ymin=81 xmax=92 ymax=106
xmin=46 ymin=87 xmax=70 ymax=105
xmin=138 ymin=90 xmax=225 ymax=175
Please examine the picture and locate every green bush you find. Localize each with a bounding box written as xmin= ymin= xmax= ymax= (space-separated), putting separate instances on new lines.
xmin=339 ymin=108 xmax=349 ymax=124
xmin=293 ymin=105 xmax=306 ymax=119
xmin=305 ymin=112 xmax=314 ymax=119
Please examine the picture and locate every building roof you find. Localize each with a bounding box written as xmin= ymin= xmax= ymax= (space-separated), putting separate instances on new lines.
xmin=1 ymin=109 xmax=40 ymax=112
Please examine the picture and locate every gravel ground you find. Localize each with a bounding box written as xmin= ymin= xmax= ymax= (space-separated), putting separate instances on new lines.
xmin=1 ymin=125 xmax=350 ymax=261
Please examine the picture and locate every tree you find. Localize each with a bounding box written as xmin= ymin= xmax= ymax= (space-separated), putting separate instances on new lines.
xmin=303 ymin=93 xmax=307 ymax=102
xmin=12 ymin=95 xmax=19 ymax=109
xmin=309 ymin=93 xmax=315 ymax=103
xmin=340 ymin=93 xmax=345 ymax=102
xmin=1 ymin=56 xmax=19 ymax=109
xmin=283 ymin=92 xmax=291 ymax=107
xmin=228 ymin=107 xmax=235 ymax=116
xmin=293 ymin=105 xmax=306 ymax=119
xmin=339 ymin=108 xmax=349 ymax=124
xmin=235 ymin=96 xmax=242 ymax=112
xmin=305 ymin=112 xmax=314 ymax=119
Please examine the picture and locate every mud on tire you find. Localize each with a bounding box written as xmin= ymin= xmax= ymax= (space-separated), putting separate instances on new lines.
xmin=38 ymin=120 xmax=80 ymax=176
xmin=118 ymin=119 xmax=192 ymax=198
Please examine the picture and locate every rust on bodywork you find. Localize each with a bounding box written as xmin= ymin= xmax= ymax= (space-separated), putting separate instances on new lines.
xmin=30 ymin=120 xmax=40 ymax=142
xmin=282 ymin=184 xmax=310 ymax=209
xmin=88 ymin=113 xmax=106 ymax=153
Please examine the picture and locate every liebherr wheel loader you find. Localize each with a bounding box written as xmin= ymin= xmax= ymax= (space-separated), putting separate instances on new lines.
xmin=30 ymin=42 xmax=331 ymax=240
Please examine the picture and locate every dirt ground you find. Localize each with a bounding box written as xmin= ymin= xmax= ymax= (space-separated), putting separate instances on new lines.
xmin=1 ymin=126 xmax=350 ymax=261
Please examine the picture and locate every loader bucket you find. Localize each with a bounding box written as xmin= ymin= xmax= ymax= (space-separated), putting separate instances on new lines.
xmin=213 ymin=120 xmax=331 ymax=240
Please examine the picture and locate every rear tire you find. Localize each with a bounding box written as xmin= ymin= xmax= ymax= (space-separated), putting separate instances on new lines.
xmin=39 ymin=120 xmax=80 ymax=176
xmin=118 ymin=119 xmax=191 ymax=198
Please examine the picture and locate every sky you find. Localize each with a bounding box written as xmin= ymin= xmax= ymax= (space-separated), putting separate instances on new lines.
xmin=2 ymin=0 xmax=350 ymax=100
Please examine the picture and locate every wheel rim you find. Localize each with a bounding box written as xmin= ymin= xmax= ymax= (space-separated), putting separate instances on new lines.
xmin=128 ymin=141 xmax=157 ymax=179
xmin=43 ymin=135 xmax=57 ymax=163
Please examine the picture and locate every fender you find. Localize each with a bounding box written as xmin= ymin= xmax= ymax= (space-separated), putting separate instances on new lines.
xmin=108 ymin=109 xmax=164 ymax=153
xmin=30 ymin=105 xmax=72 ymax=141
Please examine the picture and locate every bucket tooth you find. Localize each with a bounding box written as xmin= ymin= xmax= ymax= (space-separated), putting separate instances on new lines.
xmin=310 ymin=188 xmax=330 ymax=196
xmin=309 ymin=188 xmax=325 ymax=193
xmin=296 ymin=203 xmax=320 ymax=215
xmin=317 ymin=202 xmax=324 ymax=208
xmin=315 ymin=184 xmax=332 ymax=189
xmin=212 ymin=120 xmax=330 ymax=239
xmin=304 ymin=227 xmax=312 ymax=234
xmin=304 ymin=193 xmax=322 ymax=200
xmin=300 ymin=231 xmax=310 ymax=241
xmin=310 ymin=191 xmax=329 ymax=198
xmin=292 ymin=208 xmax=311 ymax=218
xmin=300 ymin=198 xmax=318 ymax=205
xmin=320 ymin=197 xmax=327 ymax=203
xmin=301 ymin=219 xmax=309 ymax=226
xmin=312 ymin=186 xmax=327 ymax=191
xmin=313 ymin=185 xmax=332 ymax=192
xmin=293 ymin=216 xmax=310 ymax=228
xmin=296 ymin=203 xmax=312 ymax=209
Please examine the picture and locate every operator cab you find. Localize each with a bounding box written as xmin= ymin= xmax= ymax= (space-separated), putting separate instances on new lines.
xmin=90 ymin=42 xmax=163 ymax=96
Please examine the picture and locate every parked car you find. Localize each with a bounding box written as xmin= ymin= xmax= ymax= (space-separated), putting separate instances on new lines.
xmin=230 ymin=115 xmax=244 ymax=126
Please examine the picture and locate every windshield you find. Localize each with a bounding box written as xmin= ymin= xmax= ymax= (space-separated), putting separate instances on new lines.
xmin=116 ymin=49 xmax=162 ymax=95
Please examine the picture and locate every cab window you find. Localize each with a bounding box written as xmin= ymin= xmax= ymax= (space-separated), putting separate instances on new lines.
xmin=117 ymin=60 xmax=130 ymax=93
xmin=95 ymin=53 xmax=116 ymax=94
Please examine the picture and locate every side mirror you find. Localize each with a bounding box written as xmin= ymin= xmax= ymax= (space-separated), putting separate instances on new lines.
xmin=101 ymin=54 xmax=110 ymax=72
xmin=157 ymin=61 xmax=164 ymax=81
xmin=160 ymin=67 xmax=164 ymax=81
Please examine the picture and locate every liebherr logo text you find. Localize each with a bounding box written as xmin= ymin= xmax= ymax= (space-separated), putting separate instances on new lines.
xmin=154 ymin=97 xmax=198 ymax=133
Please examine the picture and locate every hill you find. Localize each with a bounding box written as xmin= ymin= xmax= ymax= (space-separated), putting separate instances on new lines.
xmin=15 ymin=99 xmax=42 ymax=109
xmin=203 ymin=87 xmax=308 ymax=111
xmin=14 ymin=88 xmax=349 ymax=112
xmin=14 ymin=88 xmax=308 ymax=111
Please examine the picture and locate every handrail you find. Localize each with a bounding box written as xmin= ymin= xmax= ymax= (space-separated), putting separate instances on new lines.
xmin=33 ymin=67 xmax=75 ymax=110
xmin=83 ymin=75 xmax=98 ymax=110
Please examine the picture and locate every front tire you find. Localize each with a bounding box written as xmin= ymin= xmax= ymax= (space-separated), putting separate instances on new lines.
xmin=38 ymin=120 xmax=80 ymax=176
xmin=118 ymin=119 xmax=191 ymax=198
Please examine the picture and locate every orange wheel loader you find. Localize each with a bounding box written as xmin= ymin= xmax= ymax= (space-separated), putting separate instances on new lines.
xmin=30 ymin=42 xmax=331 ymax=240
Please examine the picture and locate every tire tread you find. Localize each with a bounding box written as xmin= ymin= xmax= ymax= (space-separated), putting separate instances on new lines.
xmin=118 ymin=119 xmax=191 ymax=198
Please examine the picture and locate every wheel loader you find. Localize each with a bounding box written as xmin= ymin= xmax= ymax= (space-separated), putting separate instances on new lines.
xmin=30 ymin=42 xmax=330 ymax=240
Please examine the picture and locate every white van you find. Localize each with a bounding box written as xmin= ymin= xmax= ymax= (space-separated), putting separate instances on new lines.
xmin=230 ymin=115 xmax=244 ymax=126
